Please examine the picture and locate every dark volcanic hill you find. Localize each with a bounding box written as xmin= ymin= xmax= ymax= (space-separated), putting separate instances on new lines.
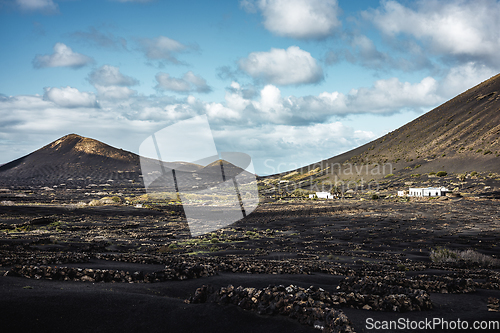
xmin=0 ymin=134 xmax=255 ymax=188
xmin=0 ymin=134 xmax=143 ymax=187
xmin=290 ymin=73 xmax=500 ymax=181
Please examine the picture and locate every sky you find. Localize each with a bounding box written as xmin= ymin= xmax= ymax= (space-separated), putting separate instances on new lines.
xmin=1 ymin=0 xmax=499 ymax=175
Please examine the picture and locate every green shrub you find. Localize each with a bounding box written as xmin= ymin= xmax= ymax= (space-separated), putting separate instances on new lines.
xmin=484 ymin=150 xmax=492 ymax=155
xmin=414 ymin=164 xmax=421 ymax=169
xmin=384 ymin=173 xmax=394 ymax=178
xmin=471 ymin=171 xmax=478 ymax=176
xmin=476 ymin=149 xmax=483 ymax=153
xmin=429 ymin=172 xmax=436 ymax=175
xmin=436 ymin=171 xmax=447 ymax=177
xmin=411 ymin=174 xmax=420 ymax=178
xmin=371 ymin=194 xmax=379 ymax=200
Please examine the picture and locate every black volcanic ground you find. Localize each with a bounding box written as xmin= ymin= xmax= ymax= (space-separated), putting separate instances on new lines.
xmin=1 ymin=189 xmax=500 ymax=332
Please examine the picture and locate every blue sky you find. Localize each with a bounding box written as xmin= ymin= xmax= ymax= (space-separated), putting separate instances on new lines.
xmin=1 ymin=0 xmax=499 ymax=175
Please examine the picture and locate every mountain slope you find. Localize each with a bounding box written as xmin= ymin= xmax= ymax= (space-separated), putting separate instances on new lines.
xmin=0 ymin=134 xmax=142 ymax=186
xmin=293 ymin=73 xmax=500 ymax=181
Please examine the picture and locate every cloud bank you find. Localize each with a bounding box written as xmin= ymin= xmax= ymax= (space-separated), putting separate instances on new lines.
xmin=33 ymin=43 xmax=93 ymax=69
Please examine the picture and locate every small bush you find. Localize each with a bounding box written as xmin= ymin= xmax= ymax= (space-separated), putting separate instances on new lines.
xmin=411 ymin=174 xmax=420 ymax=178
xmin=158 ymin=245 xmax=172 ymax=253
xmin=414 ymin=164 xmax=421 ymax=169
xmin=384 ymin=173 xmax=394 ymax=178
xmin=397 ymin=264 xmax=409 ymax=271
xmin=371 ymin=194 xmax=379 ymax=200
xmin=88 ymin=199 xmax=101 ymax=206
xmin=470 ymin=171 xmax=478 ymax=177
xmin=476 ymin=149 xmax=483 ymax=153
xmin=430 ymin=247 xmax=459 ymax=262
xmin=484 ymin=150 xmax=492 ymax=155
xmin=431 ymin=247 xmax=499 ymax=267
xmin=429 ymin=172 xmax=436 ymax=175
xmin=436 ymin=171 xmax=447 ymax=177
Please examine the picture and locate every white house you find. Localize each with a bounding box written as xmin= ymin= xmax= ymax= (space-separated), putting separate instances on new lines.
xmin=309 ymin=191 xmax=334 ymax=199
xmin=403 ymin=187 xmax=449 ymax=197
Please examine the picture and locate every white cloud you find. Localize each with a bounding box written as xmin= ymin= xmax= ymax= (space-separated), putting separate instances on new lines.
xmin=366 ymin=0 xmax=500 ymax=65
xmin=345 ymin=76 xmax=441 ymax=113
xmin=94 ymin=86 xmax=136 ymax=100
xmin=244 ymin=0 xmax=341 ymax=39
xmin=33 ymin=43 xmax=93 ymax=69
xmin=87 ymin=65 xmax=138 ymax=100
xmin=205 ymin=102 xmax=241 ymax=120
xmin=89 ymin=65 xmax=138 ymax=87
xmin=438 ymin=62 xmax=497 ymax=98
xmin=137 ymin=36 xmax=192 ymax=64
xmin=43 ymin=87 xmax=98 ymax=108
xmin=155 ymin=71 xmax=211 ymax=93
xmin=239 ymin=46 xmax=324 ymax=85
xmin=16 ymin=0 xmax=58 ymax=13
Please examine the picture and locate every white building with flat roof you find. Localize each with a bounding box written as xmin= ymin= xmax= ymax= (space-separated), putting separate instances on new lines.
xmin=309 ymin=191 xmax=334 ymax=199
xmin=403 ymin=187 xmax=449 ymax=197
